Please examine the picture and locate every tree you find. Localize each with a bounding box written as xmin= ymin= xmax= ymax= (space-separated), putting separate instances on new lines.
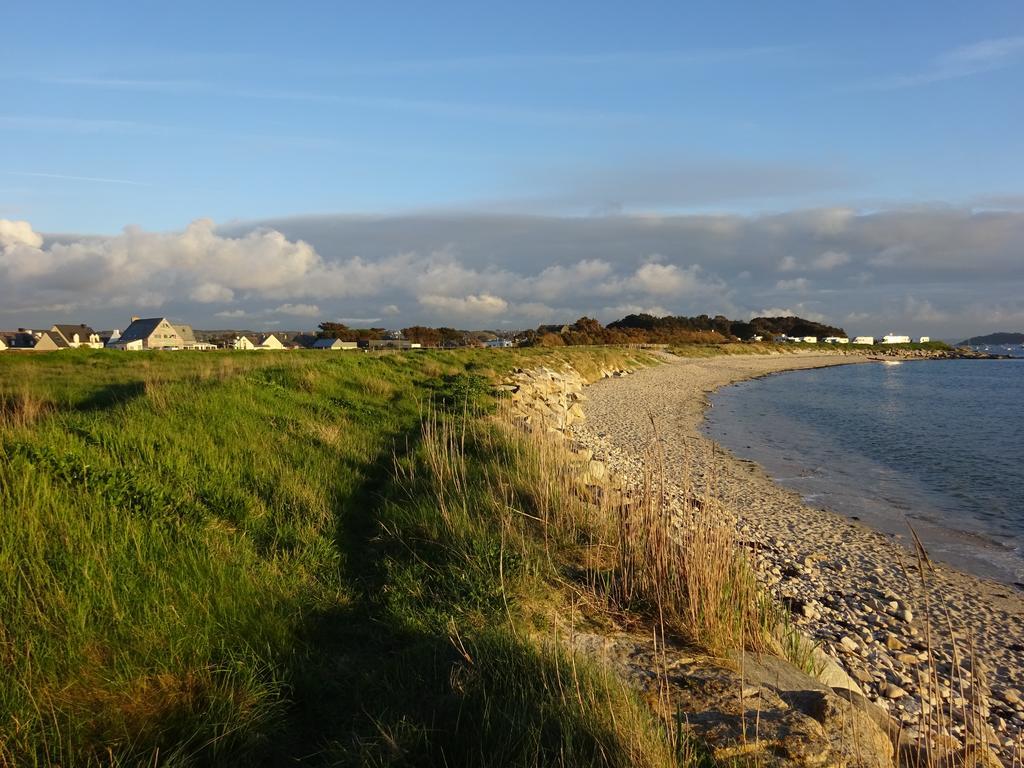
xmin=317 ymin=322 xmax=352 ymax=340
xmin=401 ymin=326 xmax=443 ymax=347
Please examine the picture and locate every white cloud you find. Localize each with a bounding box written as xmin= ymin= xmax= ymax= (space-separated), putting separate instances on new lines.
xmin=811 ymin=250 xmax=849 ymax=271
xmin=5 ymin=205 xmax=1024 ymax=338
xmin=874 ymin=35 xmax=1024 ymax=89
xmin=775 ymin=278 xmax=809 ymax=292
xmin=754 ymin=307 xmax=796 ymax=318
xmin=271 ymin=302 xmax=321 ymax=317
xmin=778 ymin=250 xmax=848 ymax=273
xmin=903 ymin=295 xmax=948 ymax=324
xmin=602 ymin=303 xmax=671 ymax=317
xmin=191 ymin=282 xmax=235 ymax=303
xmin=0 ymin=219 xmax=42 ymax=248
xmin=419 ymin=293 xmax=509 ymax=316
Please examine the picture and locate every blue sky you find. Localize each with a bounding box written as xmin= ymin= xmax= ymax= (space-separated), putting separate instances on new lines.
xmin=1 ymin=1 xmax=1023 ymax=337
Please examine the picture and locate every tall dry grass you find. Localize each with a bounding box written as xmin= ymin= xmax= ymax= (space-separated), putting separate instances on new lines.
xmin=889 ymin=529 xmax=1020 ymax=768
xmin=488 ymin=400 xmax=772 ymax=655
xmin=0 ymin=389 xmax=51 ymax=430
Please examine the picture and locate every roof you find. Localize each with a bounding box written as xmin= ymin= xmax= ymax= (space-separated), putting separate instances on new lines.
xmin=0 ymin=330 xmax=32 ymax=348
xmin=51 ymin=323 xmax=97 ymax=343
xmin=117 ymin=318 xmax=170 ymax=344
xmin=173 ymin=324 xmax=196 ymax=343
xmin=287 ymin=333 xmax=319 ymax=348
xmin=312 ymin=338 xmax=357 ymax=348
xmin=35 ymin=331 xmax=69 ymax=349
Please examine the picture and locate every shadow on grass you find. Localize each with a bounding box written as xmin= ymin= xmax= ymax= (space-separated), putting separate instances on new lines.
xmin=74 ymin=381 xmax=147 ymax=412
xmin=254 ymin=425 xmax=641 ymax=767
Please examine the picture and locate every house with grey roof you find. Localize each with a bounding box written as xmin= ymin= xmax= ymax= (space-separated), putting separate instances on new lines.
xmin=50 ymin=324 xmax=103 ymax=349
xmin=108 ymin=317 xmax=185 ymax=350
xmin=312 ymin=338 xmax=359 ymax=350
xmin=0 ymin=329 xmax=70 ymax=351
xmin=32 ymin=331 xmax=68 ymax=351
xmin=0 ymin=330 xmax=37 ymax=350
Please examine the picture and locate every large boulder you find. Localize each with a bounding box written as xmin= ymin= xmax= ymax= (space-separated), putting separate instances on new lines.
xmin=573 ymin=631 xmax=896 ymax=768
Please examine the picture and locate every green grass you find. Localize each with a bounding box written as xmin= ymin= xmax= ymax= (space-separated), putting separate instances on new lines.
xmin=0 ymin=347 xmax=689 ymax=767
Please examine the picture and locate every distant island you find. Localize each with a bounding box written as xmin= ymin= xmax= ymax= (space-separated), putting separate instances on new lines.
xmin=958 ymin=332 xmax=1024 ymax=346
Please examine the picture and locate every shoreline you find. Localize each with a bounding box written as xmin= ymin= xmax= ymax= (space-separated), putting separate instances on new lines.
xmin=705 ymin=359 xmax=1024 ymax=588
xmin=570 ymin=351 xmax=1024 ymax=756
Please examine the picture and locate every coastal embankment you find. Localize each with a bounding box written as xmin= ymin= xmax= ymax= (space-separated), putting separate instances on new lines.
xmin=569 ymin=352 xmax=1024 ymax=759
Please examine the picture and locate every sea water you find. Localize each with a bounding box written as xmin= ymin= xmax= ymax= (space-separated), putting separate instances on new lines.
xmin=705 ymin=359 xmax=1024 ymax=586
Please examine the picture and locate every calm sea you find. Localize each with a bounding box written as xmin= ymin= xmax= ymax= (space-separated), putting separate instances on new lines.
xmin=705 ymin=359 xmax=1024 ymax=586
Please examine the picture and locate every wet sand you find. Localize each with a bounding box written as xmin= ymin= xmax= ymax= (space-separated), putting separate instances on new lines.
xmin=571 ymin=352 xmax=1024 ymax=756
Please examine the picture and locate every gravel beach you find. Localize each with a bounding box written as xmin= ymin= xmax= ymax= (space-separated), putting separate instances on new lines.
xmin=570 ymin=352 xmax=1024 ymax=758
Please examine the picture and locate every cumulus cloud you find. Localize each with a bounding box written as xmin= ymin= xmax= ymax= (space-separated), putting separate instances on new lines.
xmin=903 ymin=295 xmax=948 ymax=324
xmin=775 ymin=278 xmax=810 ymax=292
xmin=271 ymin=303 xmax=321 ymax=317
xmin=811 ymin=250 xmax=850 ymax=270
xmin=419 ymin=293 xmax=509 ymax=316
xmin=4 ymin=205 xmax=1024 ymax=338
xmin=191 ymin=282 xmax=235 ymax=303
xmin=777 ymin=250 xmax=848 ymax=272
xmin=755 ymin=307 xmax=797 ymax=318
xmin=0 ymin=219 xmax=43 ymax=248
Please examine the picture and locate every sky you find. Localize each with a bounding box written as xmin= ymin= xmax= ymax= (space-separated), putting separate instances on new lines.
xmin=1 ymin=0 xmax=1023 ymax=339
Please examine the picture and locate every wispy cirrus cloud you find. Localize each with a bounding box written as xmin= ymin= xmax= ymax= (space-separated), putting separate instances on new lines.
xmin=368 ymin=45 xmax=801 ymax=74
xmin=0 ymin=115 xmax=167 ymax=134
xmin=39 ymin=76 xmax=207 ymax=92
xmin=4 ymin=171 xmax=149 ymax=186
xmin=869 ymin=35 xmax=1024 ymax=89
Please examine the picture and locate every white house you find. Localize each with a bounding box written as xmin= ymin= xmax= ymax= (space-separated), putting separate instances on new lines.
xmin=312 ymin=338 xmax=359 ymax=350
xmin=919 ymin=336 xmax=930 ymax=343
xmin=50 ymin=324 xmax=104 ymax=349
xmin=108 ymin=317 xmax=184 ymax=350
xmin=233 ymin=335 xmax=256 ymax=350
xmin=881 ymin=334 xmax=911 ymax=344
xmin=801 ymin=336 xmax=818 ymax=344
xmin=823 ymin=336 xmax=849 ymax=344
xmin=255 ymin=333 xmax=285 ymax=350
xmin=852 ymin=336 xmax=875 ymax=345
xmin=485 ymin=338 xmax=514 ymax=348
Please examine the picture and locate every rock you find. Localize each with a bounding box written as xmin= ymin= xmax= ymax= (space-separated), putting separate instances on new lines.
xmin=810 ymin=646 xmax=864 ymax=696
xmin=885 ymin=634 xmax=905 ymax=652
xmin=839 ymin=636 xmax=860 ymax=654
xmin=882 ymin=683 xmax=907 ymax=700
xmin=853 ymin=667 xmax=875 ymax=684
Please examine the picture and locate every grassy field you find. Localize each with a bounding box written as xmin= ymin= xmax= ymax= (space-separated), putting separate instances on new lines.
xmin=0 ymin=347 xmax=707 ymax=767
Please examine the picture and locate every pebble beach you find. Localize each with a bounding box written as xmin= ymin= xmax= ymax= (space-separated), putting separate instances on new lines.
xmin=570 ymin=352 xmax=1024 ymax=759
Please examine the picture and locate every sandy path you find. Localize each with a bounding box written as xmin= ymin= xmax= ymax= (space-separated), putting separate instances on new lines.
xmin=572 ymin=352 xmax=1024 ymax=756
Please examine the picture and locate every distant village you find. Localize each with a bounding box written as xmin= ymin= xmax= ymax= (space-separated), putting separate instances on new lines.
xmin=0 ymin=316 xmax=518 ymax=352
xmin=0 ymin=314 xmax=929 ymax=353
